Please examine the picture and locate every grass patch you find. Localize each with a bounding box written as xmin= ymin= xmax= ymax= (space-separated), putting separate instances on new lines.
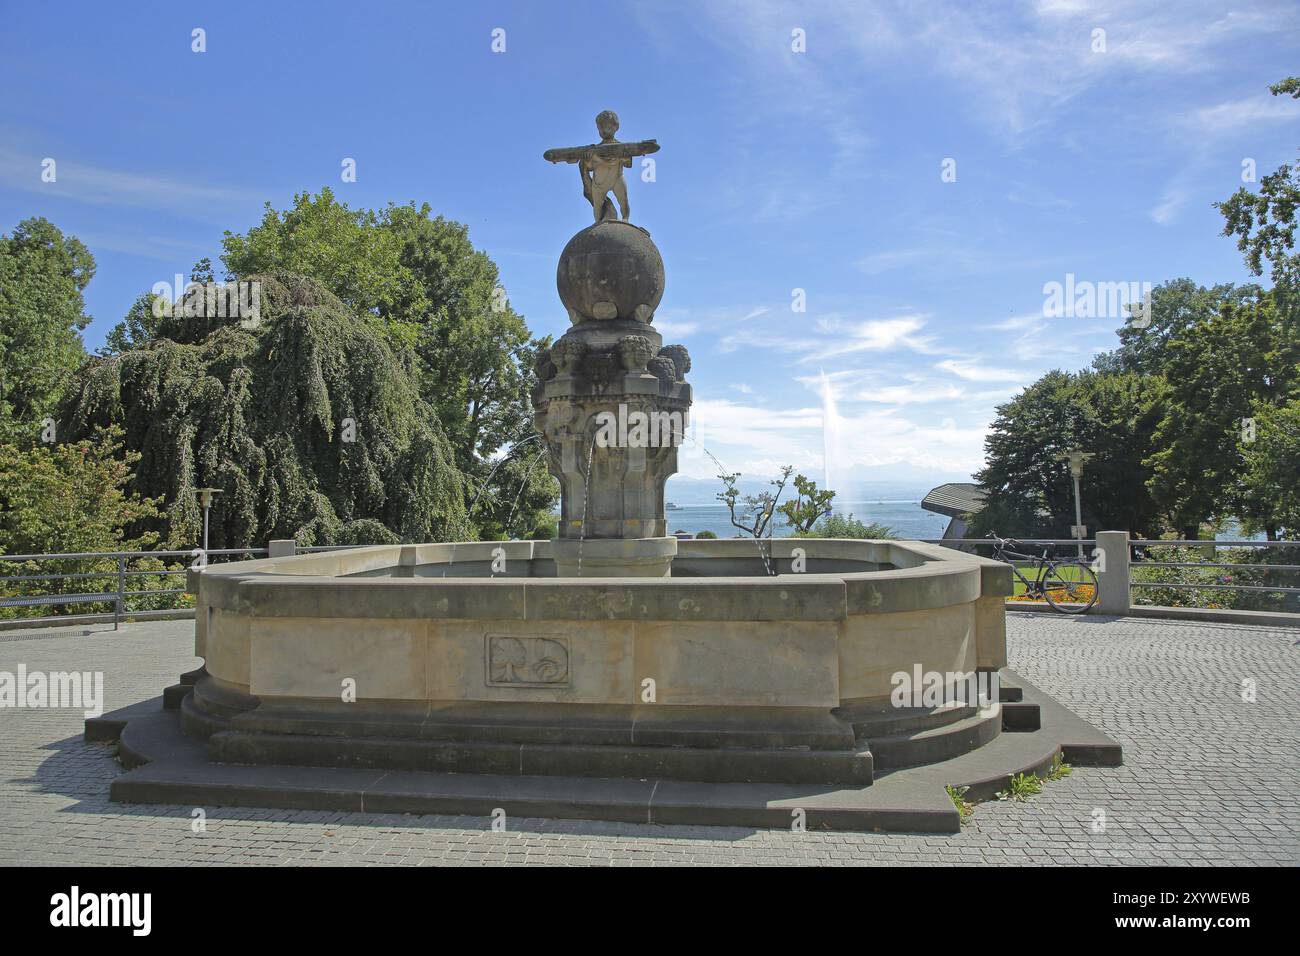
xmin=1044 ymin=753 xmax=1073 ymax=781
xmin=946 ymin=784 xmax=975 ymax=825
xmin=996 ymin=771 xmax=1043 ymax=802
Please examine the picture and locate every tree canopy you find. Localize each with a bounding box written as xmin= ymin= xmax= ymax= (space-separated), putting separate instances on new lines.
xmin=0 ymin=217 xmax=93 ymax=444
xmin=98 ymin=189 xmax=558 ymax=542
xmin=1144 ymin=293 xmax=1297 ymax=537
xmin=970 ymin=370 xmax=1169 ymax=539
xmin=62 ymin=273 xmax=467 ymax=548
xmin=215 ymin=189 xmax=555 ymax=538
xmin=217 ymin=190 xmax=541 ymax=465
xmin=1216 ymin=76 xmax=1300 ymax=315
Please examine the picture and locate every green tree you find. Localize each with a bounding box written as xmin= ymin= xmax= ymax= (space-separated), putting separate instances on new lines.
xmin=221 ymin=189 xmax=410 ymax=325
xmin=971 ymin=370 xmax=1169 ymax=539
xmin=0 ymin=426 xmax=166 ymax=619
xmin=0 ymin=425 xmax=160 ymax=555
xmin=1094 ymin=279 xmax=1262 ymax=376
xmin=1239 ymin=398 xmax=1300 ymax=537
xmin=219 ymin=189 xmax=554 ymax=535
xmin=102 ymin=260 xmax=217 ymax=355
xmin=102 ymin=292 xmax=164 ymax=356
xmin=717 ymin=465 xmax=793 ymax=541
xmin=59 ymin=273 xmax=467 ymax=549
xmin=775 ymin=473 xmax=836 ymax=533
xmin=0 ymin=218 xmax=94 ymax=443
xmin=1145 ymin=294 xmax=1298 ymax=538
xmin=1216 ymin=77 xmax=1300 ymax=314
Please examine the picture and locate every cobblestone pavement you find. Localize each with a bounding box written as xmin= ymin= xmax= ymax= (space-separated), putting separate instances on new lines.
xmin=0 ymin=615 xmax=1295 ymax=866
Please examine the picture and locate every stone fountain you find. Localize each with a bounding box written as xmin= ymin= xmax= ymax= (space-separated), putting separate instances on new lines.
xmin=86 ymin=113 xmax=1120 ymax=832
xmin=537 ymin=110 xmax=689 ymax=578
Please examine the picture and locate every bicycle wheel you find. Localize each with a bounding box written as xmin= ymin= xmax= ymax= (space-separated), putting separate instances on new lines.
xmin=1041 ymin=561 xmax=1099 ymax=613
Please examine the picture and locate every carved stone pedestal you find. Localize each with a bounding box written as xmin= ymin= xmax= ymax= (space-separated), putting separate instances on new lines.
xmin=533 ymin=219 xmax=692 ymax=577
xmin=550 ymin=536 xmax=677 ymax=578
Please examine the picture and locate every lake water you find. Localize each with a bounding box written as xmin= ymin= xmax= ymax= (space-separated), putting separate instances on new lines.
xmin=663 ymin=499 xmax=951 ymax=540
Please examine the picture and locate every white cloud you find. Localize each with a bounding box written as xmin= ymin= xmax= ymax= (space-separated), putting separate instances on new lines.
xmin=797 ymin=316 xmax=938 ymax=363
xmin=0 ymin=145 xmax=255 ymax=215
xmin=982 ymin=312 xmax=1047 ymax=332
xmin=75 ymin=231 xmax=216 ymax=261
xmin=1183 ymin=94 xmax=1300 ymax=135
xmin=856 ymin=248 xmax=932 ymax=276
xmin=936 ymin=359 xmax=1030 ymax=383
xmin=796 ymin=368 xmax=967 ymax=406
xmin=678 ymin=394 xmax=989 ymax=480
xmin=656 ymin=0 xmax=1296 ymax=140
xmin=1150 ymin=184 xmax=1191 ymax=225
xmin=718 ymin=313 xmax=941 ymax=361
xmin=654 ymin=319 xmax=698 ymax=338
xmin=855 ymin=383 xmax=967 ymax=405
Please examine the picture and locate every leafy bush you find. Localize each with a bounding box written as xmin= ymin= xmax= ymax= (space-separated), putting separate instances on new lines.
xmin=336 ymin=518 xmax=401 ymax=546
xmin=0 ymin=426 xmax=175 ymax=619
xmin=796 ymin=513 xmax=895 ymax=539
xmin=1130 ymin=544 xmax=1299 ymax=612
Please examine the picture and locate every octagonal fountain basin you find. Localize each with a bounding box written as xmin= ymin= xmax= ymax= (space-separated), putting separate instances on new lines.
xmin=179 ymin=538 xmax=1013 ymax=790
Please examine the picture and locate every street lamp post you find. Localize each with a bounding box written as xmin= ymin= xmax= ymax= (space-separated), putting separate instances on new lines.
xmin=1055 ymin=451 xmax=1094 ymax=560
xmin=194 ymin=488 xmax=222 ymax=552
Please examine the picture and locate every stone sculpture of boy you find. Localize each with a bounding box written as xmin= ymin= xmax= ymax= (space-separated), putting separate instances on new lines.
xmin=581 ymin=110 xmax=632 ymax=222
xmin=544 ymin=111 xmax=659 ymax=223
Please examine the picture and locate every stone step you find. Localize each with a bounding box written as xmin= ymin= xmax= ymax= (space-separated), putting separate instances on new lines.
xmin=901 ymin=668 xmax=1122 ymax=800
xmin=1009 ymin=669 xmax=1121 ymax=768
xmin=1001 ymin=700 xmax=1041 ymax=732
xmin=206 ymin=728 xmax=875 ymax=786
xmin=839 ymin=702 xmax=980 ymax=739
xmin=111 ymin=708 xmax=957 ymax=833
xmin=910 ymin=729 xmax=1063 ymax=801
xmin=180 ymin=691 xmax=231 ymax=740
xmin=865 ymin=710 xmax=1002 ymax=773
xmin=90 ymin=669 xmax=1121 ymax=834
xmin=998 ymin=679 xmax=1024 ymax=703
xmin=229 ymin=701 xmax=855 ymax=751
xmin=162 ymin=683 xmax=191 ymax=711
xmin=84 ymin=696 xmax=160 ymax=743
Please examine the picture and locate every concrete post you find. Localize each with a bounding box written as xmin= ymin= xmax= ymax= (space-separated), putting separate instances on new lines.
xmin=268 ymin=539 xmax=297 ymax=559
xmin=1095 ymin=530 xmax=1131 ymax=615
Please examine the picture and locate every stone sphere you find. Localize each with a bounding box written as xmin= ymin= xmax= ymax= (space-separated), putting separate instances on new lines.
xmin=557 ymin=220 xmax=664 ymax=323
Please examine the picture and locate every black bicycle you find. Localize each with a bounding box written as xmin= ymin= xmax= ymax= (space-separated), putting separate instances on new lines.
xmin=988 ymin=533 xmax=1099 ymax=614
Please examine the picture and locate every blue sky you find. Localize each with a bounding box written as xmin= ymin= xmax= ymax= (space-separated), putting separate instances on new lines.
xmin=3 ymin=0 xmax=1297 ymax=494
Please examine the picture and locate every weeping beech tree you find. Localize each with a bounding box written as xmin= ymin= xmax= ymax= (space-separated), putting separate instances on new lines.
xmin=60 ymin=273 xmax=467 ymax=549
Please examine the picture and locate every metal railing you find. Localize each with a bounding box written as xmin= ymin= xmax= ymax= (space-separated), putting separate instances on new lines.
xmin=918 ymin=537 xmax=1098 ymax=570
xmin=922 ymin=533 xmax=1298 ymax=614
xmin=0 ymin=548 xmax=268 ymax=629
xmin=1126 ymin=538 xmax=1300 ymax=599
